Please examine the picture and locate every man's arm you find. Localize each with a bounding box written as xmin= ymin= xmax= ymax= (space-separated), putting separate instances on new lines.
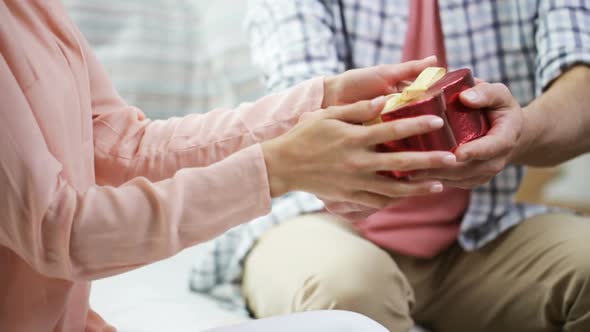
xmin=411 ymin=0 xmax=590 ymax=187
xmin=246 ymin=0 xmax=344 ymax=91
xmin=512 ymin=65 xmax=590 ymax=166
xmin=512 ymin=0 xmax=590 ymax=166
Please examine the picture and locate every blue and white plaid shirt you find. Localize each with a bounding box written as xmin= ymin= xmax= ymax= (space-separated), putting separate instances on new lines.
xmin=190 ymin=0 xmax=590 ymax=307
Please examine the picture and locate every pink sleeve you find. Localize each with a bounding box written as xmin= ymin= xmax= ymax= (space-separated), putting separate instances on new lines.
xmin=0 ymin=38 xmax=324 ymax=281
xmin=84 ymin=35 xmax=325 ymax=185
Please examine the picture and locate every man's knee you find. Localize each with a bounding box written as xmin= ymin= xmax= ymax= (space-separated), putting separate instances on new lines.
xmin=291 ymin=250 xmax=415 ymax=314
xmin=564 ymin=239 xmax=590 ymax=280
xmin=546 ymin=216 xmax=590 ymax=284
xmin=290 ymin=263 xmax=415 ymax=332
xmin=522 ymin=213 xmax=590 ymax=282
xmin=559 ymin=232 xmax=590 ymax=299
xmin=542 ymin=218 xmax=590 ymax=328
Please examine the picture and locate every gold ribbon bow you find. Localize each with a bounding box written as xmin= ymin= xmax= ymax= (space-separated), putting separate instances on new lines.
xmin=366 ymin=67 xmax=446 ymax=125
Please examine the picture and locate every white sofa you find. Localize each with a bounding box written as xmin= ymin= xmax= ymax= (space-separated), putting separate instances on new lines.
xmin=90 ymin=246 xmax=248 ymax=332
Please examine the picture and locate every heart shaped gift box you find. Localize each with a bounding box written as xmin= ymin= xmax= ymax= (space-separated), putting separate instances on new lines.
xmin=366 ymin=67 xmax=490 ymax=178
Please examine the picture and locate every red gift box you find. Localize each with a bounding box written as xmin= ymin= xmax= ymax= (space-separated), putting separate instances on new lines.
xmin=369 ymin=68 xmax=490 ymax=178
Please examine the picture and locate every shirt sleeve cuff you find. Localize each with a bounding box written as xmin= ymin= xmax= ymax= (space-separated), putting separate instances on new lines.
xmin=536 ymin=49 xmax=590 ymax=95
xmin=216 ymin=143 xmax=273 ymax=226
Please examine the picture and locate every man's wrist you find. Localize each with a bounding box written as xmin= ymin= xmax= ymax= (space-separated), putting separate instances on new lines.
xmin=510 ymin=103 xmax=545 ymax=164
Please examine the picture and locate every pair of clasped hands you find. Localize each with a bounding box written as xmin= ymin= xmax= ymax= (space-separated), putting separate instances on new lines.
xmin=261 ymin=56 xmax=523 ymax=220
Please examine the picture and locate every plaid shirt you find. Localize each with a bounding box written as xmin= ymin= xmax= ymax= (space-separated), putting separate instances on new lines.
xmin=190 ymin=0 xmax=590 ymax=306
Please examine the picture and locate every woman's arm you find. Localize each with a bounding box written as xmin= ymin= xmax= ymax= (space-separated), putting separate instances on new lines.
xmin=1 ymin=39 xmax=449 ymax=282
xmin=0 ymin=53 xmax=272 ymax=281
xmin=82 ymin=26 xmax=325 ymax=186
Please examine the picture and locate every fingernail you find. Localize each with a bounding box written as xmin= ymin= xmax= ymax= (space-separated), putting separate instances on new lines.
xmin=429 ymin=117 xmax=444 ymax=128
xmin=423 ymin=55 xmax=437 ymax=62
xmin=443 ymin=154 xmax=456 ymax=165
xmin=430 ymin=183 xmax=444 ymax=193
xmin=462 ymin=89 xmax=480 ymax=102
xmin=371 ymin=96 xmax=386 ymax=111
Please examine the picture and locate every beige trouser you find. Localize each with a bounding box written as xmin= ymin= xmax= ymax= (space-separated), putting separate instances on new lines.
xmin=243 ymin=212 xmax=590 ymax=332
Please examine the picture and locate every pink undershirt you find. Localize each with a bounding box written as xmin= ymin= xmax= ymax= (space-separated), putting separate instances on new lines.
xmin=353 ymin=0 xmax=470 ymax=258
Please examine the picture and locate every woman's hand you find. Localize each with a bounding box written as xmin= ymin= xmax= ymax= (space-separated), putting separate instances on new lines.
xmin=321 ymin=56 xmax=438 ymax=108
xmin=321 ymin=199 xmax=383 ymax=223
xmin=410 ymin=82 xmax=524 ymax=189
xmin=261 ymin=97 xmax=457 ymax=209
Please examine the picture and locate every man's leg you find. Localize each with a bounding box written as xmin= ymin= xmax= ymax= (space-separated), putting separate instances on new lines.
xmin=243 ymin=213 xmax=416 ymax=332
xmin=396 ymin=213 xmax=590 ymax=332
xmin=205 ymin=311 xmax=388 ymax=332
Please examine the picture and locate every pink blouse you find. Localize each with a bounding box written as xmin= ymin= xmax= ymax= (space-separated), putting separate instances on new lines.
xmin=0 ymin=1 xmax=323 ymax=331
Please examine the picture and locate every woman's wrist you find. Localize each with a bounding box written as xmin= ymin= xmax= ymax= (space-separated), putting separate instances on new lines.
xmin=261 ymin=138 xmax=292 ymax=198
xmin=322 ymin=75 xmax=338 ymax=109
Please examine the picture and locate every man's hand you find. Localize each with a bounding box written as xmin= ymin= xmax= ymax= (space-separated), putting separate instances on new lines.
xmin=410 ymin=82 xmax=524 ymax=189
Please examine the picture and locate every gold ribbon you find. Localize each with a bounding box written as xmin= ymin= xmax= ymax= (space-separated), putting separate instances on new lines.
xmin=365 ymin=67 xmax=446 ymax=125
